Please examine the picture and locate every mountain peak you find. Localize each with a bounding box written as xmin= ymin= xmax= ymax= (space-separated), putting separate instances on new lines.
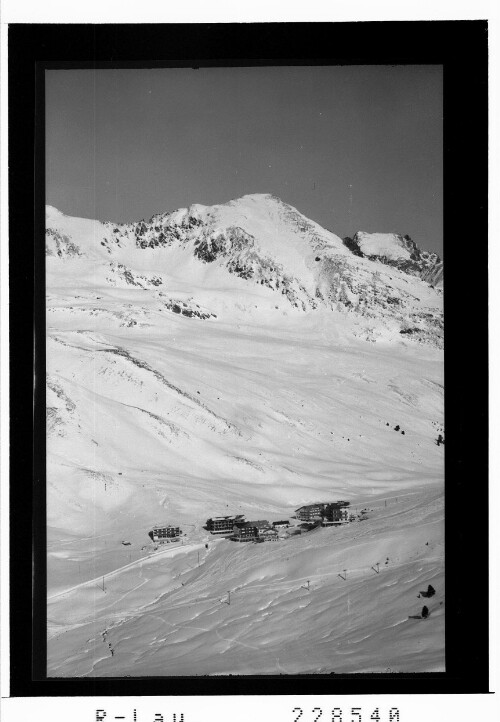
xmin=45 ymin=194 xmax=443 ymax=345
xmin=221 ymin=193 xmax=289 ymax=216
xmin=230 ymin=192 xmax=280 ymax=203
xmin=348 ymin=231 xmax=443 ymax=287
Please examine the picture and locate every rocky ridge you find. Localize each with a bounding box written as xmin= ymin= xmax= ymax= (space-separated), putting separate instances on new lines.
xmin=344 ymin=231 xmax=443 ymax=288
xmin=46 ymin=194 xmax=443 ymax=346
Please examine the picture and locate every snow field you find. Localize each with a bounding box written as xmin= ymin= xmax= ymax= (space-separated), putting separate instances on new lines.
xmin=46 ymin=196 xmax=444 ymax=675
xmin=47 ymin=490 xmax=443 ymax=676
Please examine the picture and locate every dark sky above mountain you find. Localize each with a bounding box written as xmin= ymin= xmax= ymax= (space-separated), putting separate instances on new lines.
xmin=46 ymin=65 xmax=443 ymax=256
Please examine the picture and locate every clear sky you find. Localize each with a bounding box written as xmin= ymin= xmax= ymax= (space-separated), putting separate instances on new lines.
xmin=46 ymin=65 xmax=443 ymax=256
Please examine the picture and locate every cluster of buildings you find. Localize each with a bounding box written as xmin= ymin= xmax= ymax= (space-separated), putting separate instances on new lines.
xmin=149 ymin=501 xmax=353 ymax=547
xmin=205 ymin=515 xmax=290 ymax=542
xmin=204 ymin=502 xmax=353 ymax=543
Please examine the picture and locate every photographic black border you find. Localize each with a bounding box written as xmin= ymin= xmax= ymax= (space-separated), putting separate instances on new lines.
xmin=8 ymin=21 xmax=488 ymax=697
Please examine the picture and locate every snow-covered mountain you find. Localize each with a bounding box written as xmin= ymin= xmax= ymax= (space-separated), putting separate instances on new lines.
xmin=344 ymin=231 xmax=443 ymax=288
xmin=46 ymin=194 xmax=444 ymax=676
xmin=46 ymin=194 xmax=443 ymax=346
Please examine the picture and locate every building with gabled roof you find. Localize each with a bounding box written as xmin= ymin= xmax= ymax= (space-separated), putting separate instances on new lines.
xmin=206 ymin=514 xmax=245 ymax=535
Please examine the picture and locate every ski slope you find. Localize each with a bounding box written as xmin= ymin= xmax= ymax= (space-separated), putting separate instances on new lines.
xmin=48 ymin=489 xmax=444 ymax=676
xmin=46 ymin=195 xmax=444 ymax=675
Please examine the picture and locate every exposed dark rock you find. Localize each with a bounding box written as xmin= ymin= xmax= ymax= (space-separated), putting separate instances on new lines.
xmin=342 ymin=236 xmax=364 ymax=257
xmin=46 ymin=228 xmax=82 ymax=257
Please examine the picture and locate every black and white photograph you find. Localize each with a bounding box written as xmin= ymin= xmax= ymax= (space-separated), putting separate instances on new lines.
xmin=45 ymin=63 xmax=446 ymax=677
xmin=4 ymin=17 xmax=492 ymax=716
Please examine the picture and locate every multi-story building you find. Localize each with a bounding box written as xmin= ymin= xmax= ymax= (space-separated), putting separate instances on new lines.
xmin=322 ymin=501 xmax=351 ymax=525
xmin=295 ymin=501 xmax=351 ymax=524
xmin=272 ymin=520 xmax=290 ymax=529
xmin=150 ymin=524 xmax=181 ymax=543
xmin=230 ymin=519 xmax=273 ymax=542
xmin=206 ymin=514 xmax=245 ymax=535
xmin=295 ymin=503 xmax=330 ymax=521
xmin=231 ymin=523 xmax=258 ymax=542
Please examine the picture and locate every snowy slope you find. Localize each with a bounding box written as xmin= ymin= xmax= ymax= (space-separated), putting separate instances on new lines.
xmin=48 ymin=489 xmax=444 ymax=676
xmin=46 ymin=195 xmax=444 ymax=675
xmin=348 ymin=231 xmax=443 ymax=288
xmin=353 ymin=232 xmax=413 ymax=261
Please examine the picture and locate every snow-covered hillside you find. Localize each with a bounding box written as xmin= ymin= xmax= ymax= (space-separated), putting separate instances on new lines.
xmin=46 ymin=194 xmax=444 ymax=675
xmin=346 ymin=231 xmax=443 ymax=288
xmin=48 ymin=490 xmax=444 ymax=676
xmin=46 ymin=194 xmax=443 ymax=345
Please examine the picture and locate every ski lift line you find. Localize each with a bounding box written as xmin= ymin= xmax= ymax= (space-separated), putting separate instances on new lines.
xmin=155 ymin=553 xmax=443 ymax=609
xmin=354 ymin=498 xmax=441 ymax=524
xmin=51 ymin=554 xmax=444 ymax=646
xmin=104 ymin=556 xmax=444 ymax=623
xmin=50 ymin=538 xmax=443 ymax=633
xmin=371 ymin=501 xmax=441 ymax=521
xmin=369 ymin=490 xmax=423 ymax=505
xmin=196 ymin=555 xmax=443 ymax=598
xmin=48 ymin=540 xmax=207 ymax=600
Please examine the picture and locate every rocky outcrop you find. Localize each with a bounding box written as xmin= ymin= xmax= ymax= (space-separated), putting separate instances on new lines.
xmin=134 ymin=212 xmax=203 ymax=249
xmin=163 ymin=297 xmax=215 ymax=320
xmin=46 ymin=228 xmax=82 ymax=258
xmin=105 ymin=263 xmax=163 ymax=288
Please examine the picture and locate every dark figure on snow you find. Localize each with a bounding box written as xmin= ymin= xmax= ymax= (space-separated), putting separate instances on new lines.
xmin=419 ymin=584 xmax=436 ymax=598
xmin=421 ymin=606 xmax=429 ymax=619
xmin=436 ymin=434 xmax=444 ymax=446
